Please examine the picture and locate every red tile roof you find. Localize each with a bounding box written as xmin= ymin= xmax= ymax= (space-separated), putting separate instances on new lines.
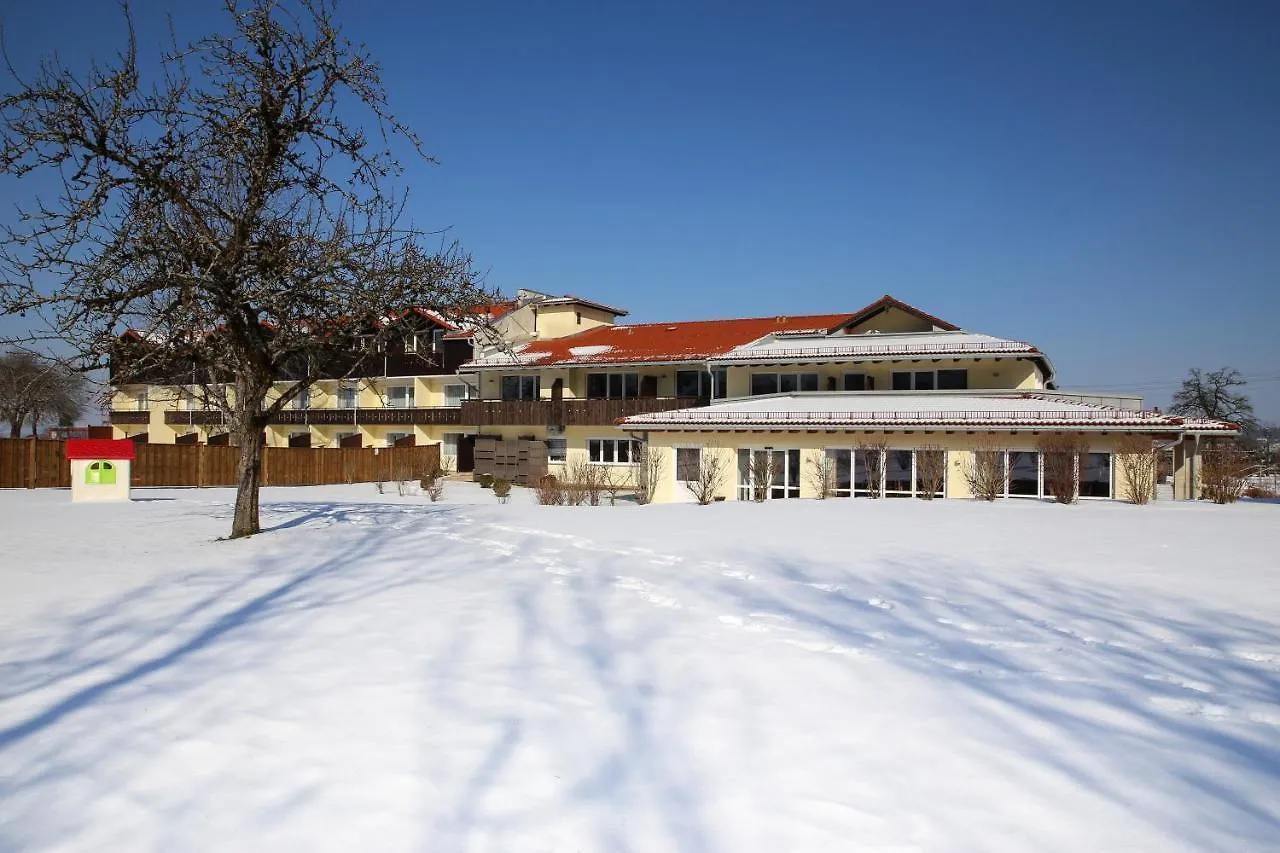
xmin=65 ymin=438 xmax=137 ymax=460
xmin=469 ymin=313 xmax=858 ymax=368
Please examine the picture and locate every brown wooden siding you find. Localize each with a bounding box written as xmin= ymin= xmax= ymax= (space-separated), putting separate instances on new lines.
xmin=109 ymin=410 xmax=151 ymax=424
xmin=460 ymin=396 xmax=701 ymax=427
xmin=473 ymin=437 xmax=548 ymax=485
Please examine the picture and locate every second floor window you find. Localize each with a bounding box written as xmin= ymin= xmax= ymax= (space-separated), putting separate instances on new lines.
xmin=338 ymin=384 xmax=358 ymax=408
xmin=386 ymin=385 xmax=414 ymax=408
xmin=586 ymin=372 xmax=639 ymax=399
xmin=501 ymin=375 xmax=540 ymax=401
xmin=293 ymin=385 xmax=311 ymax=410
xmin=444 ymin=384 xmax=471 ymax=407
xmin=676 ymin=369 xmax=726 ymax=399
xmin=750 ymin=372 xmax=818 ymax=395
xmin=134 ymin=389 xmax=149 ymax=411
xmin=892 ymin=369 xmax=968 ymax=391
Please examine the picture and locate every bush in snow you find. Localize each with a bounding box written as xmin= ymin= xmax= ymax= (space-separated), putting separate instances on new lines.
xmin=963 ymin=438 xmax=1005 ymax=502
xmin=915 ymin=447 xmax=946 ymax=500
xmin=1038 ymin=435 xmax=1090 ymax=504
xmin=492 ymin=478 xmax=511 ymax=503
xmin=1115 ymin=434 xmax=1157 ymax=505
xmin=534 ymin=475 xmax=564 ymax=505
xmin=1201 ymin=441 xmax=1250 ymax=504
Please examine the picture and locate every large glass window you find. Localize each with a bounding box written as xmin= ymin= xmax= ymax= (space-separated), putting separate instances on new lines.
xmin=750 ymin=373 xmax=779 ymax=395
xmin=1080 ymin=453 xmax=1112 ymax=498
xmin=885 ymin=450 xmax=913 ymax=496
xmin=827 ymin=449 xmax=852 ymax=497
xmin=443 ymin=384 xmax=470 ymax=407
xmin=678 ymin=369 xmax=728 ymax=399
xmin=892 ymin=372 xmax=912 ymax=390
xmin=735 ymin=448 xmax=800 ymax=499
xmin=546 ymin=438 xmax=567 ymax=463
xmin=891 ymin=369 xmax=968 ymax=391
xmin=386 ymin=385 xmax=414 ymax=408
xmin=338 ymin=384 xmax=358 ymax=408
xmin=938 ymin=369 xmax=969 ymax=390
xmin=1008 ymin=451 xmax=1039 ymax=497
xmin=587 ymin=372 xmax=638 ymax=399
xmin=843 ymin=373 xmax=868 ymax=391
xmin=712 ymin=368 xmax=728 ymax=399
xmin=913 ymin=372 xmax=935 ymax=391
xmin=501 ymin=375 xmax=539 ymax=401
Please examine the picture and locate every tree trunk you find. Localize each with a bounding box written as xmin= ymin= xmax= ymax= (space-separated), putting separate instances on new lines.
xmin=230 ymin=420 xmax=266 ymax=538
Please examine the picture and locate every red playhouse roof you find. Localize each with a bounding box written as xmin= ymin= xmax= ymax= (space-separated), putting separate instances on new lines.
xmin=65 ymin=438 xmax=137 ymax=461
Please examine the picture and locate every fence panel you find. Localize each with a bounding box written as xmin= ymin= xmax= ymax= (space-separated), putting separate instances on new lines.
xmin=0 ymin=439 xmax=439 ymax=490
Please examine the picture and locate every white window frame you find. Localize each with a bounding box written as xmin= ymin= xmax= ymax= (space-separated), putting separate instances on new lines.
xmin=338 ymin=383 xmax=359 ymax=409
xmin=385 ymin=385 xmax=415 ymax=409
xmin=674 ymin=446 xmax=702 ymax=485
xmin=735 ymin=447 xmax=802 ymax=500
xmin=134 ymin=388 xmax=150 ymax=411
xmin=588 ymin=437 xmax=640 ymax=466
xmin=443 ymin=383 xmax=471 ymax=407
xmin=824 ymin=447 xmax=946 ymax=499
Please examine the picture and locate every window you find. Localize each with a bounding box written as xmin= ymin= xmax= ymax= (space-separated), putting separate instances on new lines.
xmin=712 ymin=368 xmax=728 ymax=399
xmin=386 ymin=385 xmax=414 ymax=408
xmin=442 ymin=433 xmax=460 ymax=456
xmin=404 ymin=333 xmax=421 ymax=353
xmin=1079 ymin=453 xmax=1112 ymax=498
xmin=885 ymin=449 xmax=913 ymax=496
xmin=586 ymin=372 xmax=638 ymax=399
xmin=134 ymin=389 xmax=149 ymax=411
xmin=676 ymin=447 xmax=701 ymax=483
xmin=444 ymin=384 xmax=470 ymax=407
xmin=547 ymin=438 xmax=567 ymax=463
xmin=85 ymin=461 xmax=116 ymax=485
xmin=735 ymin=448 xmax=801 ymax=499
xmin=293 ymin=385 xmax=311 ymax=410
xmin=751 ymin=373 xmax=778 ymax=396
xmin=1008 ymin=451 xmax=1038 ymax=497
xmin=588 ymin=438 xmax=639 ymax=464
xmin=501 ymin=375 xmax=539 ymax=401
xmin=338 ymin=384 xmax=358 ymax=408
xmin=576 ymin=311 xmax=583 ymax=325
xmin=892 ymin=369 xmax=968 ymax=391
xmin=843 ymin=373 xmax=869 ymax=391
xmin=750 ymin=372 xmax=818 ymax=395
xmin=386 ymin=432 xmax=410 ymax=447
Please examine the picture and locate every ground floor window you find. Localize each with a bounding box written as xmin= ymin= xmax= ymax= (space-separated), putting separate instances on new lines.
xmin=736 ymin=448 xmax=801 ymax=500
xmin=588 ymin=437 xmax=640 ymax=464
xmin=1080 ymin=453 xmax=1112 ymax=498
xmin=676 ymin=447 xmax=702 ymax=483
xmin=988 ymin=450 xmax=1112 ymax=499
xmin=826 ymin=447 xmax=946 ymax=499
xmin=546 ymin=437 xmax=567 ymax=463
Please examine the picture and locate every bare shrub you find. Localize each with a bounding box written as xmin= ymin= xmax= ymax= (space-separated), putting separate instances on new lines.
xmin=565 ymin=458 xmax=605 ymax=506
xmin=915 ymin=446 xmax=946 ymax=500
xmin=1243 ymin=485 xmax=1278 ymax=499
xmin=1038 ymin=435 xmax=1090 ymax=504
xmin=425 ymin=478 xmax=444 ymax=502
xmin=1201 ymin=441 xmax=1250 ymax=504
xmin=630 ymin=443 xmax=666 ymax=506
xmin=1116 ymin=434 xmax=1157 ymax=505
xmin=747 ymin=450 xmax=776 ymax=502
xmin=805 ymin=449 xmax=836 ymax=499
xmin=683 ymin=445 xmax=729 ymax=505
xmin=963 ymin=437 xmax=1005 ymax=502
xmin=856 ymin=441 xmax=887 ymax=499
xmin=534 ymin=474 xmax=565 ymax=506
xmin=599 ymin=467 xmax=629 ymax=506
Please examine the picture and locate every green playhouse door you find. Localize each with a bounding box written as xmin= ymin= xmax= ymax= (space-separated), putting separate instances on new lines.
xmin=86 ymin=461 xmax=117 ymax=485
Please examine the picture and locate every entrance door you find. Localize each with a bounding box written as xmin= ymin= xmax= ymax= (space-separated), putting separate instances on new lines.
xmin=457 ymin=434 xmax=476 ymax=473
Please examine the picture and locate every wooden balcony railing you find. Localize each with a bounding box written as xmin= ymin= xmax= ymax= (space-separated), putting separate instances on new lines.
xmin=109 ymin=410 xmax=152 ymax=424
xmin=459 ymin=396 xmax=703 ymax=427
xmin=163 ymin=407 xmax=463 ymax=427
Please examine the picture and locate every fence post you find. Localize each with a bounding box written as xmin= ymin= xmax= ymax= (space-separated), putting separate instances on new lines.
xmin=26 ymin=438 xmax=36 ymax=489
xmin=197 ymin=443 xmax=206 ymax=488
xmin=262 ymin=445 xmax=270 ymax=487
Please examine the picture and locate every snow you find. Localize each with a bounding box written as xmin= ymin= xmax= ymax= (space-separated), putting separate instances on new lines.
xmin=712 ymin=330 xmax=1039 ymax=362
xmin=568 ymin=344 xmax=615 ymax=357
xmin=2 ymin=484 xmax=1278 ymax=852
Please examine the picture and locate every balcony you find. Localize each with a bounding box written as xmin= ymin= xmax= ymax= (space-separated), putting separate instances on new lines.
xmin=163 ymin=409 xmax=227 ymax=426
xmin=163 ymin=407 xmax=463 ymax=427
xmin=109 ymin=410 xmax=152 ymax=424
xmin=459 ymin=396 xmax=703 ymax=427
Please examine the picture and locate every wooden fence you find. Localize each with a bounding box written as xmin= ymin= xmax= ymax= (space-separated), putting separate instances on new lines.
xmin=0 ymin=438 xmax=440 ymax=489
xmin=473 ymin=437 xmax=548 ymax=486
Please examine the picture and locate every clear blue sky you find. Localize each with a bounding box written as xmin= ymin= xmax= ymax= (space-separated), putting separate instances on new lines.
xmin=2 ymin=0 xmax=1278 ymax=419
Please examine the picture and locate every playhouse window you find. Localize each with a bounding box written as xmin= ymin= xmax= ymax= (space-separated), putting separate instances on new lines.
xmin=86 ymin=461 xmax=117 ymax=485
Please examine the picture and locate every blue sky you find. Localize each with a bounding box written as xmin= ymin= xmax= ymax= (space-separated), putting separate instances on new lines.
xmin=2 ymin=0 xmax=1277 ymax=418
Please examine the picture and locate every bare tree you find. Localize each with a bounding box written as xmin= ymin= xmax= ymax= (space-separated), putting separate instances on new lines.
xmin=963 ymin=437 xmax=1005 ymax=501
xmin=804 ymin=449 xmax=836 ymax=499
xmin=1115 ymin=434 xmax=1157 ymax=505
xmin=683 ymin=445 xmax=728 ymax=505
xmin=856 ymin=441 xmax=887 ymax=499
xmin=629 ymin=442 xmax=665 ymax=506
xmin=0 ymin=350 xmax=85 ymax=437
xmin=0 ymin=1 xmax=490 ymax=537
xmin=915 ymin=446 xmax=946 ymax=500
xmin=1170 ymin=368 xmax=1255 ymax=430
xmin=1038 ymin=435 xmax=1089 ymax=504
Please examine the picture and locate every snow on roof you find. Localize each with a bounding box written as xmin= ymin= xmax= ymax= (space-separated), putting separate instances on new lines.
xmin=620 ymin=392 xmax=1240 ymax=432
xmin=711 ymin=331 xmax=1041 ymax=363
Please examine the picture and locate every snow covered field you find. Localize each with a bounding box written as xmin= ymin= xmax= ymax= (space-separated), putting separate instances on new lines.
xmin=1 ymin=483 xmax=1278 ymax=852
